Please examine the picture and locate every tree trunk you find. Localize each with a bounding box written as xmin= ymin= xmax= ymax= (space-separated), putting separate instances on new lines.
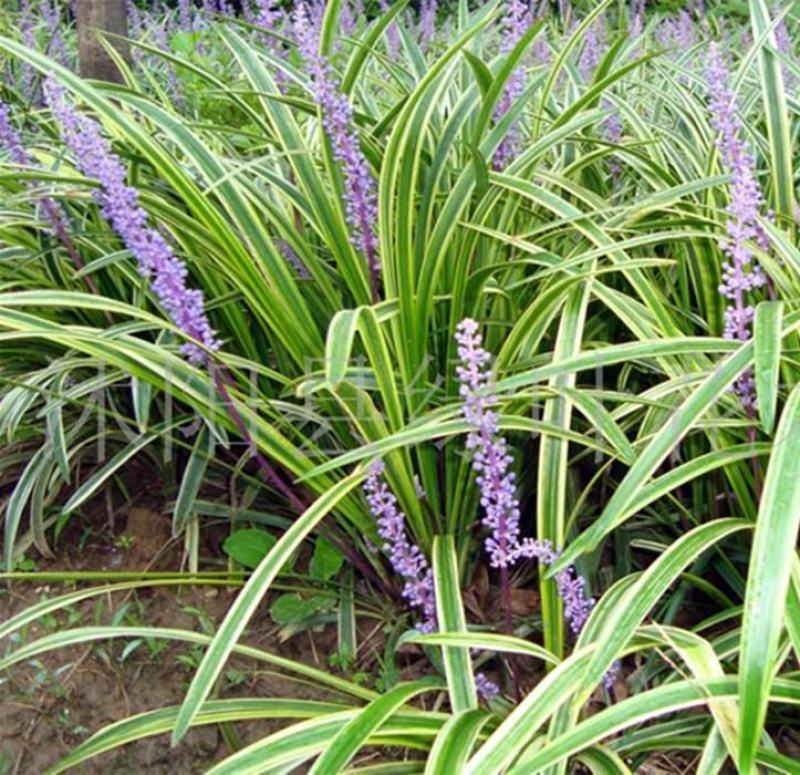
xmin=76 ymin=0 xmax=130 ymax=83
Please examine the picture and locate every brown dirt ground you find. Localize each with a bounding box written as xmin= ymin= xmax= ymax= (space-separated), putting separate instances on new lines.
xmin=0 ymin=504 xmax=352 ymax=774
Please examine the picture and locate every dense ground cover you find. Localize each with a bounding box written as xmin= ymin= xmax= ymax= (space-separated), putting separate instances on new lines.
xmin=1 ymin=0 xmax=800 ymax=771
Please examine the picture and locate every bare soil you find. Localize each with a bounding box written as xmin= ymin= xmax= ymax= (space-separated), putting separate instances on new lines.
xmin=0 ymin=505 xmax=343 ymax=775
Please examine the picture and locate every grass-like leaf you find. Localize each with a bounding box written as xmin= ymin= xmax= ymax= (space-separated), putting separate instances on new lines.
xmin=171 ymin=469 xmax=367 ymax=744
xmin=738 ymin=384 xmax=800 ymax=771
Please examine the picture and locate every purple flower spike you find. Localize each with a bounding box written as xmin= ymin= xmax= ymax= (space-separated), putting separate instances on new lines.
xmin=499 ymin=2 xmax=529 ymax=69
xmin=277 ymin=239 xmax=310 ymax=279
xmin=20 ymin=0 xmax=36 ymax=98
xmin=293 ymin=2 xmax=380 ymax=302
xmin=419 ymin=0 xmax=437 ymax=51
xmin=379 ymin=0 xmax=401 ymax=57
xmin=147 ymin=19 xmax=184 ymax=107
xmin=705 ymin=44 xmax=768 ymax=409
xmin=44 ymin=80 xmax=219 ymax=364
xmin=363 ymin=461 xmax=437 ymax=632
xmin=340 ymin=1 xmax=357 ymax=37
xmin=656 ymin=11 xmax=696 ymax=59
xmin=128 ymin=0 xmax=144 ymax=38
xmin=601 ymin=98 xmax=622 ymax=178
xmin=41 ymin=0 xmax=68 ymax=66
xmin=774 ymin=19 xmax=796 ymax=91
xmin=252 ymin=0 xmax=282 ymax=52
xmin=0 ymin=100 xmax=31 ymax=167
xmin=630 ymin=0 xmax=645 ymax=39
xmin=456 ymin=319 xmax=595 ymax=636
xmin=578 ymin=19 xmax=605 ymax=80
xmin=456 ymin=318 xmax=523 ymax=568
xmin=492 ymin=0 xmax=530 ymax=170
xmin=475 ymin=672 xmax=500 ymax=702
xmin=178 ymin=0 xmax=195 ymax=32
xmin=604 ymin=659 xmax=621 ymax=690
xmin=554 ymin=564 xmax=592 ymax=634
xmin=676 ymin=11 xmax=696 ymax=49
xmin=0 ymin=98 xmax=97 ymax=285
xmin=202 ymin=0 xmax=232 ymax=16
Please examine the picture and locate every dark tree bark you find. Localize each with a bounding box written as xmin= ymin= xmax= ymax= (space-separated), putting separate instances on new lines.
xmin=76 ymin=0 xmax=131 ymax=83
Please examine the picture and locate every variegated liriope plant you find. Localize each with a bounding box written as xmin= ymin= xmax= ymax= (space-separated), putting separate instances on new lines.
xmin=1 ymin=0 xmax=800 ymax=771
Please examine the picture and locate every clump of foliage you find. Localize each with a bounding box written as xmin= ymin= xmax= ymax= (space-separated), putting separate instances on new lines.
xmin=1 ymin=0 xmax=800 ymax=771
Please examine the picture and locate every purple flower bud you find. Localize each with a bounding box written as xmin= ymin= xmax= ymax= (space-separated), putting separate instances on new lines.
xmin=277 ymin=239 xmax=310 ymax=279
xmin=45 ymin=80 xmax=219 ymax=364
